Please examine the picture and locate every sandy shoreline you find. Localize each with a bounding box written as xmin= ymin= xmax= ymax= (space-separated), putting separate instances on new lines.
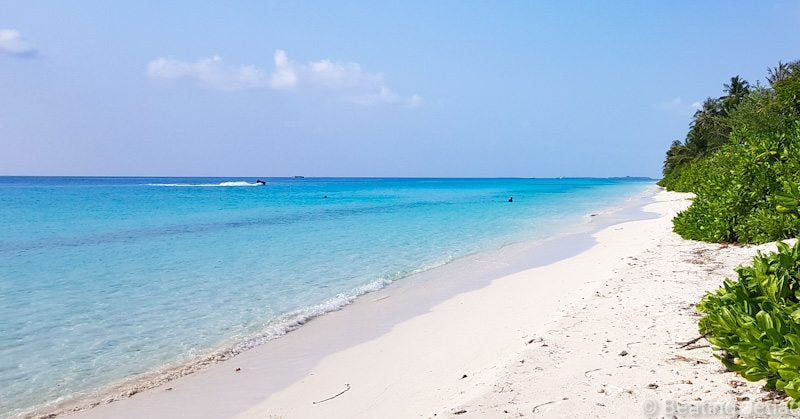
xmin=60 ymin=189 xmax=797 ymax=418
xmin=47 ymin=187 xmax=653 ymax=419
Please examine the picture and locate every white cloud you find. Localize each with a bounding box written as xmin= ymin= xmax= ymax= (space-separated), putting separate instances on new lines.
xmin=269 ymin=50 xmax=298 ymax=89
xmin=0 ymin=29 xmax=36 ymax=57
xmin=351 ymin=87 xmax=424 ymax=107
xmin=658 ymin=97 xmax=701 ymax=116
xmin=147 ymin=49 xmax=421 ymax=106
xmin=147 ymin=56 xmax=269 ymax=91
xmin=308 ymin=59 xmax=378 ymax=89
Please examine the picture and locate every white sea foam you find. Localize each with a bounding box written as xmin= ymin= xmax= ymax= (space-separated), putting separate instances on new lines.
xmin=231 ymin=278 xmax=394 ymax=352
xmin=26 ymin=275 xmax=402 ymax=419
xmin=147 ymin=181 xmax=263 ymax=187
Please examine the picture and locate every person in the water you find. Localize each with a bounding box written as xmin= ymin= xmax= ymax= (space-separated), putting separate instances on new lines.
xmin=508 ymin=197 xmax=513 ymax=202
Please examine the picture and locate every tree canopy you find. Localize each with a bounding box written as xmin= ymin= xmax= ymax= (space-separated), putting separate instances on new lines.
xmin=658 ymin=59 xmax=800 ymax=244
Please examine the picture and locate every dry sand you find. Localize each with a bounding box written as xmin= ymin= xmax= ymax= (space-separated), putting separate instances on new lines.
xmin=236 ymin=190 xmax=796 ymax=418
xmin=67 ymin=190 xmax=799 ymax=418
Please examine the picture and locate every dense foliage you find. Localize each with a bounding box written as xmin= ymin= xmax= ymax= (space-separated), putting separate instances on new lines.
xmin=658 ymin=60 xmax=800 ymax=243
xmin=698 ymin=241 xmax=800 ymax=407
xmin=665 ymin=60 xmax=800 ymax=407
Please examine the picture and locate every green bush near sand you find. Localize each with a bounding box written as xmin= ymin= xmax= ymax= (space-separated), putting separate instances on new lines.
xmin=658 ymin=60 xmax=800 ymax=244
xmin=698 ymin=241 xmax=800 ymax=407
xmin=668 ymin=121 xmax=800 ymax=243
xmin=661 ymin=60 xmax=800 ymax=406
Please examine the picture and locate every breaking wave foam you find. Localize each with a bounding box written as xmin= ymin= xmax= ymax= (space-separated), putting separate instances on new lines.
xmin=148 ymin=181 xmax=263 ymax=187
xmin=26 ymin=274 xmax=408 ymax=418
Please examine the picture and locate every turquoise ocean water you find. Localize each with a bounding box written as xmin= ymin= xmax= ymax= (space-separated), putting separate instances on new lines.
xmin=0 ymin=177 xmax=653 ymax=416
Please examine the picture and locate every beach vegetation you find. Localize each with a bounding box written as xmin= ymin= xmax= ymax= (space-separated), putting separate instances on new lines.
xmin=658 ymin=59 xmax=800 ymax=244
xmin=698 ymin=241 xmax=800 ymax=407
xmin=667 ymin=59 xmax=800 ymax=407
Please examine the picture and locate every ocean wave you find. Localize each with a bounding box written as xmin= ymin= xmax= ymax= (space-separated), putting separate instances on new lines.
xmin=24 ymin=275 xmax=404 ymax=419
xmin=147 ymin=181 xmax=263 ymax=187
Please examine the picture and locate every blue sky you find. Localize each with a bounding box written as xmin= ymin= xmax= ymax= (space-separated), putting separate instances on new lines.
xmin=2 ymin=1 xmax=799 ymax=178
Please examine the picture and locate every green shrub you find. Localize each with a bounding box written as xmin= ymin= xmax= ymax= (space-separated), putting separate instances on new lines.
xmin=671 ymin=61 xmax=800 ymax=409
xmin=664 ymin=105 xmax=800 ymax=243
xmin=734 ymin=208 xmax=800 ymax=244
xmin=658 ymin=62 xmax=800 ymax=244
xmin=698 ymin=241 xmax=800 ymax=407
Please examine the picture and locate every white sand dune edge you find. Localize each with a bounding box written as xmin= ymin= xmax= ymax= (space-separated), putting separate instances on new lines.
xmin=236 ymin=190 xmax=796 ymax=418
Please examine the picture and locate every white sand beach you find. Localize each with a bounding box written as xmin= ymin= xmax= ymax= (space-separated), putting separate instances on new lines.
xmin=7 ymin=4 xmax=797 ymax=418
xmin=64 ymin=189 xmax=795 ymax=418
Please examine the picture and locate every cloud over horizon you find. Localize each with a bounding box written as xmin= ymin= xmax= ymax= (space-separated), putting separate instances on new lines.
xmin=147 ymin=50 xmax=422 ymax=107
xmin=658 ymin=97 xmax=701 ymax=116
xmin=147 ymin=56 xmax=270 ymax=90
xmin=0 ymin=29 xmax=36 ymax=57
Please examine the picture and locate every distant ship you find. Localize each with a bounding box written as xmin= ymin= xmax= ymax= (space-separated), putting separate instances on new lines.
xmin=293 ymin=176 xmax=305 ymax=179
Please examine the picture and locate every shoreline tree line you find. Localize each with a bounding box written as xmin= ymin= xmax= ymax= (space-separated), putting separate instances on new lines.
xmin=658 ymin=59 xmax=800 ymax=407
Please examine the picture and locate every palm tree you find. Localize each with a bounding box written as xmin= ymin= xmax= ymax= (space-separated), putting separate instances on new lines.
xmin=723 ymin=75 xmax=750 ymax=97
xmin=767 ymin=61 xmax=791 ymax=86
xmin=692 ymin=98 xmax=722 ymax=126
xmin=663 ymin=140 xmax=693 ymax=175
xmin=686 ymin=98 xmax=728 ymax=153
xmin=722 ymin=76 xmax=750 ymax=112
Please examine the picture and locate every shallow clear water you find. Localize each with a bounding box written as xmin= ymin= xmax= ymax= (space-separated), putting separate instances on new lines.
xmin=0 ymin=176 xmax=653 ymax=416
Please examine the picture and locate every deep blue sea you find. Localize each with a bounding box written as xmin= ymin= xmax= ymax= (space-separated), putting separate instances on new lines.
xmin=0 ymin=176 xmax=654 ymax=416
